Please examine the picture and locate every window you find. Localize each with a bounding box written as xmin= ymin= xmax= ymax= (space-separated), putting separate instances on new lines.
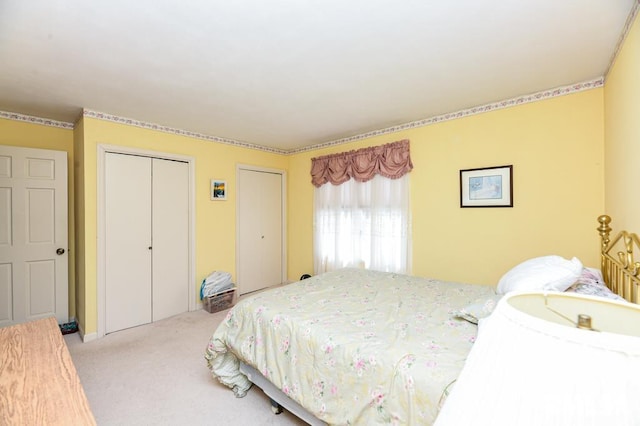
xmin=314 ymin=174 xmax=411 ymax=274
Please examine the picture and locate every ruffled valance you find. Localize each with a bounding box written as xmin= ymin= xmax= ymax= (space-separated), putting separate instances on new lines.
xmin=311 ymin=139 xmax=413 ymax=187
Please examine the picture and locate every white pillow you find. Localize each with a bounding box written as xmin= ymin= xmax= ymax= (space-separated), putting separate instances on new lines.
xmin=497 ymin=255 xmax=583 ymax=294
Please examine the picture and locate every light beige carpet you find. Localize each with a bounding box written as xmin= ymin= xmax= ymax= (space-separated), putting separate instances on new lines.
xmin=65 ymin=309 xmax=307 ymax=425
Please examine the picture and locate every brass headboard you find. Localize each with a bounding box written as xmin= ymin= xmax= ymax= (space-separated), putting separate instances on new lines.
xmin=597 ymin=215 xmax=640 ymax=304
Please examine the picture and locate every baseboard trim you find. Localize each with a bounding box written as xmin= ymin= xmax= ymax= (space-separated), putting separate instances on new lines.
xmin=78 ymin=323 xmax=97 ymax=343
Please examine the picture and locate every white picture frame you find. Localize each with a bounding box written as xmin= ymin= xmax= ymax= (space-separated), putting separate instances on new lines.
xmin=211 ymin=179 xmax=227 ymax=201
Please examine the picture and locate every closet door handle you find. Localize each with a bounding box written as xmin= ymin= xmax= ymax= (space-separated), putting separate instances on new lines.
xmin=56 ymin=248 xmax=65 ymax=255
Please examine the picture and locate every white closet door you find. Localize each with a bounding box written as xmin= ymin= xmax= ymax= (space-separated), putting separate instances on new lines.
xmin=260 ymin=172 xmax=283 ymax=287
xmin=151 ymin=158 xmax=189 ymax=321
xmin=238 ymin=169 xmax=283 ymax=295
xmin=0 ymin=146 xmax=68 ymax=327
xmin=105 ymin=153 xmax=152 ymax=333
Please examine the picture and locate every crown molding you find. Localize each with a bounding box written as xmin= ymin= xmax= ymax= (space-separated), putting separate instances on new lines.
xmin=81 ymin=109 xmax=288 ymax=155
xmin=290 ymin=77 xmax=605 ymax=155
xmin=0 ymin=110 xmax=74 ymax=129
xmin=604 ymin=0 xmax=639 ymax=80
xmin=0 ymin=77 xmax=606 ymax=154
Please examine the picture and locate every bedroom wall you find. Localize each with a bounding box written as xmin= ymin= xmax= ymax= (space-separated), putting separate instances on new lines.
xmin=76 ymin=117 xmax=289 ymax=335
xmin=604 ymin=12 xmax=640 ymax=234
xmin=73 ymin=118 xmax=87 ymax=332
xmin=287 ymin=89 xmax=605 ymax=286
xmin=0 ymin=118 xmax=78 ymax=320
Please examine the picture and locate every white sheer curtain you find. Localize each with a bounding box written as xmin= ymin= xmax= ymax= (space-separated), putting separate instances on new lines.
xmin=313 ymin=174 xmax=411 ymax=274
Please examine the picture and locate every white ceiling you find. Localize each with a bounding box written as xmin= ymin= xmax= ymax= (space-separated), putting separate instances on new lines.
xmin=0 ymin=1 xmax=637 ymax=152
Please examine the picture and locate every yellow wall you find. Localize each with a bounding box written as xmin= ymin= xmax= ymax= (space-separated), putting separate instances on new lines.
xmin=288 ymin=89 xmax=605 ymax=285
xmin=77 ymin=117 xmax=289 ymax=334
xmin=604 ymin=13 xmax=640 ymax=232
xmin=73 ymin=118 xmax=87 ymax=330
xmin=0 ymin=118 xmax=77 ymax=319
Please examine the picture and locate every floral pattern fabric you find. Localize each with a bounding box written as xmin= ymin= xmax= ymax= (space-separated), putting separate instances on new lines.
xmin=205 ymin=268 xmax=496 ymax=425
xmin=565 ymin=267 xmax=626 ymax=301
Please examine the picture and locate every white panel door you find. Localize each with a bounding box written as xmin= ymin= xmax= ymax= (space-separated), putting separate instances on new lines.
xmin=0 ymin=146 xmax=68 ymax=327
xmin=238 ymin=169 xmax=283 ymax=295
xmin=151 ymin=158 xmax=189 ymax=322
xmin=105 ymin=153 xmax=152 ymax=333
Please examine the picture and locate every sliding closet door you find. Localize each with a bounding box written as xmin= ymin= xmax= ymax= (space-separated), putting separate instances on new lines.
xmin=151 ymin=158 xmax=189 ymax=322
xmin=104 ymin=153 xmax=152 ymax=333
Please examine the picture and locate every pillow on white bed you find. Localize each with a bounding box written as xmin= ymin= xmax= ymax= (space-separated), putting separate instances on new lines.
xmin=565 ymin=267 xmax=626 ymax=301
xmin=497 ymin=255 xmax=583 ymax=294
xmin=452 ymin=294 xmax=503 ymax=325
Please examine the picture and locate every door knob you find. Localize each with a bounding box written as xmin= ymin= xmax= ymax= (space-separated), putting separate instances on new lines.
xmin=56 ymin=248 xmax=65 ymax=255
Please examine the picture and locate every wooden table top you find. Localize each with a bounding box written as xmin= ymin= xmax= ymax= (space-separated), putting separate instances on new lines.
xmin=0 ymin=317 xmax=96 ymax=425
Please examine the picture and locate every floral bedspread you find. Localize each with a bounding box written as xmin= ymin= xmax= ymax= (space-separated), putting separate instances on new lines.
xmin=205 ymin=268 xmax=496 ymax=425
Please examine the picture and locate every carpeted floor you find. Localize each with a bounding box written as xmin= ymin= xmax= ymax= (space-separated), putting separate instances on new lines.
xmin=64 ymin=309 xmax=307 ymax=425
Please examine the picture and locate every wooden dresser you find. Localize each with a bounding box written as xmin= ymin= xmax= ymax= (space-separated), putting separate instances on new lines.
xmin=0 ymin=317 xmax=96 ymax=425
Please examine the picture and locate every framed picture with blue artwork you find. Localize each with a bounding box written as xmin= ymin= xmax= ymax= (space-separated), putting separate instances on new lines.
xmin=460 ymin=165 xmax=513 ymax=208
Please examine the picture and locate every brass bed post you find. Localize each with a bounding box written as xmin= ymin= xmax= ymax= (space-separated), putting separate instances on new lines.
xmin=597 ymin=215 xmax=612 ymax=289
xmin=621 ymin=232 xmax=640 ymax=303
xmin=597 ymin=214 xmax=640 ymax=303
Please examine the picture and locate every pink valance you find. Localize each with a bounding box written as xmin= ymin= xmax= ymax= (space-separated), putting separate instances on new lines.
xmin=311 ymin=139 xmax=413 ymax=187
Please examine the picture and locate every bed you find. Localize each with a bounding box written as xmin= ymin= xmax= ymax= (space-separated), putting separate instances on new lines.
xmin=205 ymin=215 xmax=639 ymax=425
xmin=597 ymin=214 xmax=640 ymax=304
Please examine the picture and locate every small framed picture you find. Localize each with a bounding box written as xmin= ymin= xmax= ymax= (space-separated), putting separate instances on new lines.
xmin=210 ymin=179 xmax=227 ymax=201
xmin=460 ymin=165 xmax=513 ymax=208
